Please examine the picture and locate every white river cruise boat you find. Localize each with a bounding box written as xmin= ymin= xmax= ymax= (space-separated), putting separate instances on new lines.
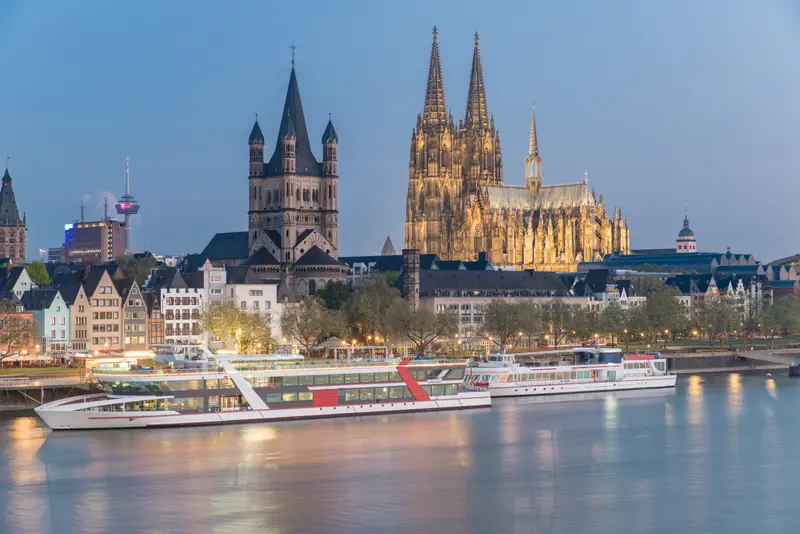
xmin=465 ymin=348 xmax=676 ymax=398
xmin=35 ymin=347 xmax=489 ymax=430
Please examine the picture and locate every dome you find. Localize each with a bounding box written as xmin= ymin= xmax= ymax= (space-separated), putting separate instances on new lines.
xmin=678 ymin=215 xmax=695 ymax=239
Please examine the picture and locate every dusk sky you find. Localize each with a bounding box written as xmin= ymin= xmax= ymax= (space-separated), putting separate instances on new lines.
xmin=1 ymin=0 xmax=799 ymax=261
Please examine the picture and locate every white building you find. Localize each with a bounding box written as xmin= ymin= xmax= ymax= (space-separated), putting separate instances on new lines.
xmin=225 ymin=265 xmax=282 ymax=340
xmin=0 ymin=266 xmax=34 ymax=299
xmin=145 ymin=268 xmax=204 ymax=345
xmin=20 ymin=289 xmax=69 ymax=352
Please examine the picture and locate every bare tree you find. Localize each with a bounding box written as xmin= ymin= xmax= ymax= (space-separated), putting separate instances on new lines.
xmin=389 ymin=301 xmax=458 ymax=355
xmin=280 ymin=297 xmax=347 ymax=355
xmin=0 ymin=300 xmax=37 ymax=359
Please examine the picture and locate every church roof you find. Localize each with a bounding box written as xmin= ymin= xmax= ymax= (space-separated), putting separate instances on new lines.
xmin=380 ymin=236 xmax=396 ymax=256
xmin=249 ymin=120 xmax=264 ymax=144
xmin=464 ymin=33 xmax=489 ymax=129
xmin=201 ymin=232 xmax=249 ymax=261
xmin=266 ymin=67 xmax=321 ymax=177
xmin=0 ymin=169 xmax=22 ymax=226
xmin=483 ymin=181 xmax=595 ymax=212
xmin=295 ymin=246 xmax=343 ymax=267
xmin=241 ymin=247 xmax=279 ymax=266
xmin=422 ymin=27 xmax=448 ymax=128
xmin=678 ymin=215 xmax=694 ymax=238
xmin=225 ymin=265 xmax=263 ymax=284
xmin=296 ymin=229 xmax=315 ymax=245
xmin=322 ymin=119 xmax=338 ymax=143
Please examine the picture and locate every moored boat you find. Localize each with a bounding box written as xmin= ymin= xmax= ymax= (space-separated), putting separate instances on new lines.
xmin=465 ymin=347 xmax=676 ymax=398
xmin=35 ymin=347 xmax=490 ymax=430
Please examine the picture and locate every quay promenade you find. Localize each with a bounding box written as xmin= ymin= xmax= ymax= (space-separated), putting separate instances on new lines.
xmin=666 ymin=348 xmax=800 ymax=374
xmin=0 ymin=372 xmax=95 ymax=411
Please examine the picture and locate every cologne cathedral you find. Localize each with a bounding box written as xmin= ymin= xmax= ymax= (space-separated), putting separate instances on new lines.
xmin=405 ymin=28 xmax=630 ymax=272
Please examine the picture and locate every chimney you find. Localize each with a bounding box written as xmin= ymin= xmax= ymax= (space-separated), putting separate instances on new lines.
xmin=402 ymin=248 xmax=420 ymax=308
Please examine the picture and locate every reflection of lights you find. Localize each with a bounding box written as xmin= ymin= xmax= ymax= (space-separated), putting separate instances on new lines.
xmin=765 ymin=377 xmax=778 ymax=400
xmin=728 ymin=373 xmax=743 ymax=420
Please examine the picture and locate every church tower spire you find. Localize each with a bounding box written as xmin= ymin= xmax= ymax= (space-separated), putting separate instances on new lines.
xmin=525 ymin=103 xmax=542 ymax=193
xmin=464 ymin=32 xmax=488 ymax=129
xmin=422 ymin=26 xmax=447 ymax=128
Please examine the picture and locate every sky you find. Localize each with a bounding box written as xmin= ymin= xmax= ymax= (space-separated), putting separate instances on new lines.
xmin=1 ymin=0 xmax=799 ymax=262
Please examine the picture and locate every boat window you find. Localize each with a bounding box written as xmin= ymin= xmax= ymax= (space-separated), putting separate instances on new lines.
xmin=446 ymin=384 xmax=459 ymax=395
xmin=431 ymin=385 xmax=445 ymax=396
xmin=360 ymin=373 xmax=375 ymax=383
xmin=187 ymin=397 xmax=204 ymax=411
xmin=269 ymin=377 xmax=283 ymax=387
xmin=330 ymin=374 xmax=345 ymax=384
xmin=389 ymin=387 xmax=405 ymax=399
xmin=389 ymin=372 xmax=403 ymax=382
xmin=283 ymin=376 xmax=298 ymax=386
xmin=447 ymin=368 xmax=465 ymax=380
xmin=426 ymin=369 xmax=441 ymax=380
xmin=298 ymin=392 xmax=313 ymax=401
xmin=374 ymin=372 xmax=389 ymax=382
xmin=219 ymin=378 xmax=234 ymax=389
xmin=208 ymin=395 xmax=220 ymax=409
xmin=421 ymin=386 xmax=432 ymax=396
xmin=345 ymin=374 xmax=359 ymax=384
xmin=206 ymin=379 xmax=218 ymax=389
xmin=344 ymin=390 xmax=360 ymax=401
xmin=404 ymin=388 xmax=414 ymax=399
xmin=266 ymin=393 xmax=281 ymax=403
xmin=282 ymin=392 xmax=298 ymax=402
xmin=376 ymin=387 xmax=389 ymax=400
xmin=297 ymin=375 xmax=313 ymax=386
xmin=359 ymin=389 xmax=374 ymax=401
xmin=412 ymin=369 xmax=426 ymax=381
xmin=314 ymin=375 xmax=329 ymax=385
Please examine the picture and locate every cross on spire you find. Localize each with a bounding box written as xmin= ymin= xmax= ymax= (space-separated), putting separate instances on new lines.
xmin=583 ymin=170 xmax=589 ymax=184
xmin=290 ymin=43 xmax=297 ymax=66
xmin=4 ymin=154 xmax=8 ymax=171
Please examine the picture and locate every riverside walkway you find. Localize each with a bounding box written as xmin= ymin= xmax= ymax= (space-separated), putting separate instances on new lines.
xmin=667 ymin=349 xmax=800 ymax=374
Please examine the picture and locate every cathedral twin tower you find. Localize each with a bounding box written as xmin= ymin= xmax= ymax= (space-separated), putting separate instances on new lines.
xmin=405 ymin=28 xmax=630 ymax=272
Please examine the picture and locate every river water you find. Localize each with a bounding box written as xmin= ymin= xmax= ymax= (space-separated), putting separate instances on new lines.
xmin=1 ymin=373 xmax=798 ymax=534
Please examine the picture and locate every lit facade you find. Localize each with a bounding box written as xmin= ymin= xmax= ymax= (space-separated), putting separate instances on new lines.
xmin=64 ymin=220 xmax=126 ymax=263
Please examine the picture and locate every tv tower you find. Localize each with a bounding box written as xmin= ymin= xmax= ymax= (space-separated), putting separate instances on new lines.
xmin=115 ymin=157 xmax=140 ymax=251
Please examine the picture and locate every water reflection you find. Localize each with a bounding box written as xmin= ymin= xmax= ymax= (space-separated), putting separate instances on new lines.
xmin=2 ymin=375 xmax=800 ymax=533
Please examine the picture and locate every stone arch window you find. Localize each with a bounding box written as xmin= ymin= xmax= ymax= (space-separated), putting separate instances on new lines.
xmin=258 ymin=186 xmax=262 ymax=199
xmin=286 ymin=183 xmax=290 ymax=196
xmin=328 ymin=231 xmax=332 ymax=239
xmin=328 ymin=185 xmax=332 ymax=199
xmin=266 ymin=190 xmax=271 ymax=204
xmin=300 ymin=248 xmax=305 ymax=254
xmin=418 ymin=191 xmax=424 ymax=207
xmin=296 ymin=188 xmax=301 ymax=201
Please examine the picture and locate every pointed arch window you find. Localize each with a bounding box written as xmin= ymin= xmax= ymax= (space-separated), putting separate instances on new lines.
xmin=296 ymin=188 xmax=301 ymax=201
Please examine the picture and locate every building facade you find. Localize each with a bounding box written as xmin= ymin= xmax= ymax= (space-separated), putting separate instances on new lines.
xmin=246 ymin=64 xmax=347 ymax=297
xmin=84 ymin=267 xmax=123 ymax=352
xmin=405 ymin=29 xmax=630 ymax=272
xmin=118 ymin=279 xmax=148 ymax=350
xmin=0 ymin=169 xmax=26 ymax=263
xmin=64 ymin=220 xmax=126 ymax=263
xmin=61 ymin=283 xmax=91 ymax=352
xmin=21 ymin=289 xmax=69 ymax=352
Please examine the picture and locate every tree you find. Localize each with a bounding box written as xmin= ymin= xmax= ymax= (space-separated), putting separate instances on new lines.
xmin=314 ymin=281 xmax=354 ymax=311
xmin=344 ymin=277 xmax=401 ymax=343
xmin=516 ymin=301 xmax=543 ymax=349
xmin=198 ymin=300 xmax=275 ymax=354
xmin=568 ymin=308 xmax=601 ymax=345
xmin=540 ymin=301 xmax=573 ymax=346
xmin=643 ymin=284 xmax=687 ymax=344
xmin=0 ymin=300 xmax=37 ymax=358
xmin=116 ymin=254 xmax=159 ymax=286
xmin=280 ymin=297 xmax=347 ymax=355
xmin=479 ymin=300 xmax=525 ymax=349
xmin=26 ymin=261 xmax=51 ymax=285
xmin=389 ymin=301 xmax=458 ymax=355
xmin=701 ymin=298 xmax=737 ymax=349
xmin=600 ymin=302 xmax=627 ymax=347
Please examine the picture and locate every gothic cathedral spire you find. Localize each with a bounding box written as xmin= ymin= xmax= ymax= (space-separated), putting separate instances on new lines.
xmin=422 ymin=26 xmax=447 ymax=128
xmin=525 ymin=103 xmax=542 ymax=193
xmin=465 ymin=32 xmax=488 ymax=130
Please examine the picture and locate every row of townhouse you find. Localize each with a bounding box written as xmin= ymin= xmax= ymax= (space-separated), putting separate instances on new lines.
xmin=2 ymin=261 xmax=283 ymax=353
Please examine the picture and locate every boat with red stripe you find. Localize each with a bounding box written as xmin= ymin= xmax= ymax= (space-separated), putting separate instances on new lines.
xmin=35 ymin=346 xmax=490 ymax=430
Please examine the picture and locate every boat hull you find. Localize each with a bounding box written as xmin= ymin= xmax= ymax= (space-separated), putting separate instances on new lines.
xmin=35 ymin=393 xmax=491 ymax=430
xmin=483 ymin=375 xmax=677 ymax=398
